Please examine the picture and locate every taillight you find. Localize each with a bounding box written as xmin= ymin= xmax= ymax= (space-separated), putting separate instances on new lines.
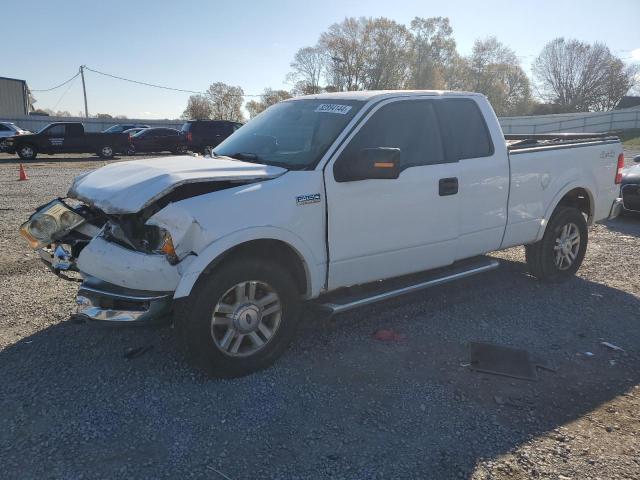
xmin=186 ymin=132 xmax=192 ymax=142
xmin=615 ymin=153 xmax=624 ymax=184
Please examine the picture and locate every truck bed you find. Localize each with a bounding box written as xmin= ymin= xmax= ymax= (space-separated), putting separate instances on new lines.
xmin=500 ymin=132 xmax=621 ymax=249
xmin=506 ymin=132 xmax=619 ymax=151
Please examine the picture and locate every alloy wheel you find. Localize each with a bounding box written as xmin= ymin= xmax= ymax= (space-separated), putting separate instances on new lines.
xmin=553 ymin=222 xmax=580 ymax=270
xmin=210 ymin=280 xmax=282 ymax=357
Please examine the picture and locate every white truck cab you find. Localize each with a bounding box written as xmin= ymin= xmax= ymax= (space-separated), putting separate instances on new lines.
xmin=20 ymin=90 xmax=624 ymax=377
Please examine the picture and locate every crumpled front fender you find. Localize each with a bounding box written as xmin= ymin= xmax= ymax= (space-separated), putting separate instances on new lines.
xmin=76 ymin=236 xmax=180 ymax=291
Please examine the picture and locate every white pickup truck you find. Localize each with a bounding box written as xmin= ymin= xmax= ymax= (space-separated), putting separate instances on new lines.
xmin=20 ymin=90 xmax=625 ymax=377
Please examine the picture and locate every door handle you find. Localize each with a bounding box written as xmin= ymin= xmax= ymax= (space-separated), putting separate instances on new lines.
xmin=439 ymin=177 xmax=458 ymax=196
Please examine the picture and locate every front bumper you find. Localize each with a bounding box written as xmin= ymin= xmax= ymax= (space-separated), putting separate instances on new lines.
xmin=609 ymin=197 xmax=624 ymax=219
xmin=75 ymin=276 xmax=173 ymax=324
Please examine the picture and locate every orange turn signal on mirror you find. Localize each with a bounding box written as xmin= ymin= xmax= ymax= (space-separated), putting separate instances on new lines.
xmin=374 ymin=162 xmax=395 ymax=168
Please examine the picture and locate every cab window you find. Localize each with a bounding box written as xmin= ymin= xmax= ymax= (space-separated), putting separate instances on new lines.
xmin=44 ymin=124 xmax=66 ymax=136
xmin=337 ymin=100 xmax=446 ymax=172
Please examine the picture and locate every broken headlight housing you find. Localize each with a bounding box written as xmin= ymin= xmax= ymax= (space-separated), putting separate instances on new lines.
xmin=19 ymin=200 xmax=86 ymax=249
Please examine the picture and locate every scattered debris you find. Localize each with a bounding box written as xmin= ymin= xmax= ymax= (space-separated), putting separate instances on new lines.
xmin=600 ymin=341 xmax=624 ymax=352
xmin=469 ymin=342 xmax=538 ymax=381
xmin=372 ymin=329 xmax=405 ymax=342
xmin=124 ymin=345 xmax=154 ymax=359
xmin=207 ymin=466 xmax=234 ymax=480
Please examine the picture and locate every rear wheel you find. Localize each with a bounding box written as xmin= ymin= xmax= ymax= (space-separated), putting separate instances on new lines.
xmin=98 ymin=145 xmax=114 ymax=158
xmin=525 ymin=207 xmax=588 ymax=282
xmin=176 ymin=258 xmax=301 ymax=378
xmin=172 ymin=144 xmax=187 ymax=155
xmin=17 ymin=144 xmax=37 ymax=160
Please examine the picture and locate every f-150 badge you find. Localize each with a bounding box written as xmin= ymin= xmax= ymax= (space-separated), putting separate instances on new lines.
xmin=296 ymin=193 xmax=321 ymax=205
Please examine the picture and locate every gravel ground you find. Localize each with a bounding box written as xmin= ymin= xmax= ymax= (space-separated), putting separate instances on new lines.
xmin=0 ymin=153 xmax=639 ymax=480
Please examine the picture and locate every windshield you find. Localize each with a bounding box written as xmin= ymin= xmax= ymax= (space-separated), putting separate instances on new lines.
xmin=213 ymin=99 xmax=364 ymax=170
xmin=103 ymin=125 xmax=123 ymax=133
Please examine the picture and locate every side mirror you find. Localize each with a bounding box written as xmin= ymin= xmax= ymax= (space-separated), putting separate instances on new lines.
xmin=634 ymin=155 xmax=640 ymax=164
xmin=335 ymin=147 xmax=401 ymax=182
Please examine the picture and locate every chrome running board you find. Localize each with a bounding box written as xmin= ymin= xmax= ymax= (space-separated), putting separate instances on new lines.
xmin=315 ymin=256 xmax=499 ymax=315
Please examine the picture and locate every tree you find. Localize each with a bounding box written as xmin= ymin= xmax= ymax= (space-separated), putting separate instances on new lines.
xmin=206 ymin=82 xmax=245 ymax=122
xmin=319 ymin=17 xmax=370 ymax=91
xmin=465 ymin=37 xmax=531 ymax=115
xmin=361 ymin=18 xmax=412 ymax=89
xmin=94 ymin=113 xmax=113 ymax=119
xmin=245 ymin=88 xmax=292 ymax=119
xmin=533 ymin=38 xmax=636 ymax=112
xmin=287 ymin=46 xmax=325 ymax=94
xmin=182 ymin=94 xmax=213 ymax=120
xmin=409 ymin=16 xmax=457 ymax=89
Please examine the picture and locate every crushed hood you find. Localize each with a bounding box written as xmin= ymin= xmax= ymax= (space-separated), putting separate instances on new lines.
xmin=68 ymin=155 xmax=287 ymax=214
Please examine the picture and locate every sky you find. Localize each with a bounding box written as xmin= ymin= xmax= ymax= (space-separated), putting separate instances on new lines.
xmin=4 ymin=0 xmax=639 ymax=119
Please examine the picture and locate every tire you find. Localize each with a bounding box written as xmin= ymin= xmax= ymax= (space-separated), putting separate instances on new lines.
xmin=172 ymin=145 xmax=187 ymax=155
xmin=525 ymin=207 xmax=588 ymax=282
xmin=98 ymin=145 xmax=114 ymax=159
xmin=175 ymin=258 xmax=301 ymax=378
xmin=17 ymin=144 xmax=37 ymax=160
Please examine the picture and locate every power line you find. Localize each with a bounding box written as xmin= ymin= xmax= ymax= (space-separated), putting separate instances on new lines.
xmin=52 ymin=74 xmax=78 ymax=111
xmin=84 ymin=65 xmax=264 ymax=97
xmin=31 ymin=71 xmax=81 ymax=92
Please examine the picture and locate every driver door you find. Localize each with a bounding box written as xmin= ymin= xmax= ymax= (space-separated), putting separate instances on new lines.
xmin=324 ymin=98 xmax=459 ymax=289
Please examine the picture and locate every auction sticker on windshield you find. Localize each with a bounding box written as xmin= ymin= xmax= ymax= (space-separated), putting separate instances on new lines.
xmin=315 ymin=104 xmax=352 ymax=115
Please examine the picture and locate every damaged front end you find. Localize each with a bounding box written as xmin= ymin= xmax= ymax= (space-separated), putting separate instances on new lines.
xmin=20 ymin=156 xmax=288 ymax=325
xmin=20 ymin=198 xmax=178 ymax=324
xmin=20 ymin=198 xmax=105 ymax=279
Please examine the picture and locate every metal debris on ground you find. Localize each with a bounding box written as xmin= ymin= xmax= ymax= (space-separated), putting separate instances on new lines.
xmin=600 ymin=341 xmax=625 ymax=352
xmin=468 ymin=341 xmax=538 ymax=381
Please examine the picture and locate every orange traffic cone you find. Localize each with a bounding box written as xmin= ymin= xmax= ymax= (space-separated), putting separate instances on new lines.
xmin=18 ymin=164 xmax=29 ymax=181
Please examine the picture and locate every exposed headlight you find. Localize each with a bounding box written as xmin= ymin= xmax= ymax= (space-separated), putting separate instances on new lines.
xmin=19 ymin=200 xmax=86 ymax=249
xmin=29 ymin=214 xmax=58 ymax=240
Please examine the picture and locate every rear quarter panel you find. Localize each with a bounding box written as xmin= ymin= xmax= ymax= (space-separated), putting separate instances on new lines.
xmin=501 ymin=140 xmax=621 ymax=248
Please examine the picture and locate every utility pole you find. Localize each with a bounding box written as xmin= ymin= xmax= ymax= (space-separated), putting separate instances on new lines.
xmin=80 ymin=65 xmax=89 ymax=118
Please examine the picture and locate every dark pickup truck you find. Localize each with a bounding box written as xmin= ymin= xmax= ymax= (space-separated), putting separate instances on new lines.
xmin=5 ymin=122 xmax=130 ymax=160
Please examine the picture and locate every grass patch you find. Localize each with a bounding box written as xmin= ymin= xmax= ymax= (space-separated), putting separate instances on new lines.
xmin=618 ymin=129 xmax=640 ymax=148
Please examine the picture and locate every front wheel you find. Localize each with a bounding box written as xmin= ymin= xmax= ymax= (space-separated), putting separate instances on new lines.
xmin=176 ymin=258 xmax=301 ymax=378
xmin=17 ymin=144 xmax=37 ymax=160
xmin=98 ymin=145 xmax=114 ymax=158
xmin=525 ymin=207 xmax=588 ymax=282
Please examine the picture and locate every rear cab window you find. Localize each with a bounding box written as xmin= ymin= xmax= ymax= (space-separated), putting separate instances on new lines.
xmin=436 ymin=98 xmax=494 ymax=160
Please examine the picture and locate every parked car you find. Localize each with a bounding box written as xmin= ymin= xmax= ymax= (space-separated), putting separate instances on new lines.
xmin=103 ymin=124 xmax=150 ymax=134
xmin=128 ymin=127 xmax=186 ymax=154
xmin=20 ymin=91 xmax=623 ymax=377
xmin=620 ymin=155 xmax=640 ymax=214
xmin=4 ymin=122 xmax=130 ymax=159
xmin=122 ymin=127 xmax=147 ymax=137
xmin=180 ymin=120 xmax=242 ymax=153
xmin=0 ymin=121 xmax=30 ymax=150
